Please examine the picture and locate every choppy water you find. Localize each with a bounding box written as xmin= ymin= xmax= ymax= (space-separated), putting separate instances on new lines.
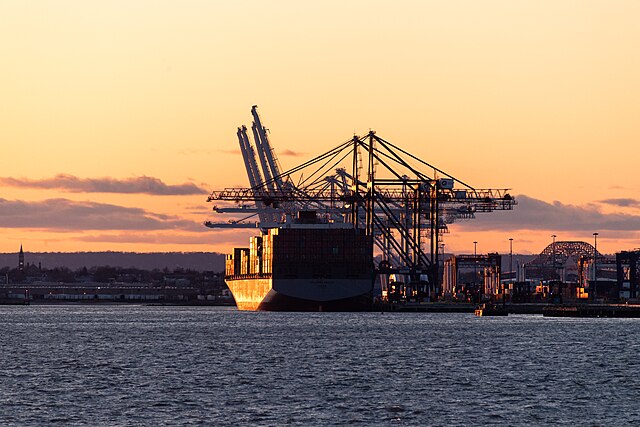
xmin=1 ymin=305 xmax=639 ymax=426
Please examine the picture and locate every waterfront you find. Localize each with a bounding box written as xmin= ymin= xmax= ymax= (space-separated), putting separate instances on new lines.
xmin=1 ymin=306 xmax=639 ymax=425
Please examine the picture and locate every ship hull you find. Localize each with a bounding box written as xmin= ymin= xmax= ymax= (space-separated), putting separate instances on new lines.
xmin=257 ymin=289 xmax=372 ymax=311
xmin=224 ymin=224 xmax=374 ymax=311
xmin=226 ymin=277 xmax=373 ymax=311
xmin=225 ymin=277 xmax=273 ymax=311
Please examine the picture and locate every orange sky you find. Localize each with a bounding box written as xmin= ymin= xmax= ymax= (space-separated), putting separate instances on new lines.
xmin=1 ymin=1 xmax=639 ymax=256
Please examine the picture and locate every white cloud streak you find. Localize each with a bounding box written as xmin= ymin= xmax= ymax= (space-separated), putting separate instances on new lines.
xmin=0 ymin=198 xmax=201 ymax=231
xmin=459 ymin=195 xmax=640 ymax=232
xmin=0 ymin=175 xmax=207 ymax=195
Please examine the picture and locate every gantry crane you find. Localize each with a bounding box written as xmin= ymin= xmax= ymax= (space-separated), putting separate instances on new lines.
xmin=206 ymin=107 xmax=516 ymax=294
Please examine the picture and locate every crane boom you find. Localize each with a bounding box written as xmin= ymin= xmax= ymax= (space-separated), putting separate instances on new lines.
xmin=237 ymin=126 xmax=260 ymax=189
xmin=236 ymin=125 xmax=269 ymax=224
xmin=251 ymin=105 xmax=284 ymax=192
xmin=251 ymin=122 xmax=276 ymax=193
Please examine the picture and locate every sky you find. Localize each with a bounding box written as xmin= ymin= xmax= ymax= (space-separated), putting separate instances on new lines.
xmin=1 ymin=0 xmax=639 ymax=256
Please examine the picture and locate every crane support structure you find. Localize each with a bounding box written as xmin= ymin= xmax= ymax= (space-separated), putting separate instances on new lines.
xmin=206 ymin=107 xmax=516 ymax=293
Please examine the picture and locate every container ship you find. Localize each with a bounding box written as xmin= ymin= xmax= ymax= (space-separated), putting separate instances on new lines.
xmin=224 ymin=211 xmax=374 ymax=311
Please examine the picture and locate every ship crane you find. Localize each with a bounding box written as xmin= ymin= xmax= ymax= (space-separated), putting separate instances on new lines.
xmin=206 ymin=108 xmax=516 ymax=293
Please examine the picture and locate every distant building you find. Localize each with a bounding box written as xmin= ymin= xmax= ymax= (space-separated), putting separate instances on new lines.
xmin=18 ymin=244 xmax=24 ymax=272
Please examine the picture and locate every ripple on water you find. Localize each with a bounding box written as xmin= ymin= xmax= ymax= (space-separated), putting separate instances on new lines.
xmin=1 ymin=306 xmax=640 ymax=425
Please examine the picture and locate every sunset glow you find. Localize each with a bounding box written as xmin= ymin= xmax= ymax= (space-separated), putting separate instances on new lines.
xmin=2 ymin=1 xmax=639 ymax=255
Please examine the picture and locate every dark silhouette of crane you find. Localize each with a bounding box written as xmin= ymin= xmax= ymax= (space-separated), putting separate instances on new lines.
xmin=206 ymin=107 xmax=516 ymax=295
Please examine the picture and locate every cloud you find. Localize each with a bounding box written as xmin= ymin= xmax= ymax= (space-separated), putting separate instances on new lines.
xmin=75 ymin=229 xmax=251 ymax=246
xmin=216 ymin=149 xmax=242 ymax=155
xmin=279 ymin=149 xmax=306 ymax=157
xmin=458 ymin=194 xmax=640 ymax=232
xmin=0 ymin=198 xmax=201 ymax=231
xmin=0 ymin=175 xmax=207 ymax=195
xmin=598 ymin=198 xmax=640 ymax=208
xmin=184 ymin=205 xmax=213 ymax=214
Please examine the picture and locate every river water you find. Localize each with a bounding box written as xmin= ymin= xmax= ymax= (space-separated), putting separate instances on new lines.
xmin=1 ymin=305 xmax=639 ymax=426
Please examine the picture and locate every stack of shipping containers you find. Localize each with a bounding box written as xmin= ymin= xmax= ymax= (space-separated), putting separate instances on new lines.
xmin=262 ymin=229 xmax=276 ymax=275
xmin=240 ymin=249 xmax=249 ymax=275
xmin=226 ymin=226 xmax=372 ymax=280
xmin=249 ymin=236 xmax=263 ymax=274
xmin=233 ymin=248 xmax=250 ymax=276
xmin=225 ymin=254 xmax=235 ymax=276
xmin=269 ymin=227 xmax=371 ymax=279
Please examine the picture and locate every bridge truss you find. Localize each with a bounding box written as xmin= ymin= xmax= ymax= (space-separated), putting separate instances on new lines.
xmin=525 ymin=241 xmax=605 ymax=281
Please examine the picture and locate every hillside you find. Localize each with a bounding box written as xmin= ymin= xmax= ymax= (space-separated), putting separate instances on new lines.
xmin=0 ymin=252 xmax=225 ymax=272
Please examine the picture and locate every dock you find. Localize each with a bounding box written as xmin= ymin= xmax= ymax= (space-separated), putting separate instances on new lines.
xmin=543 ymin=304 xmax=640 ymax=318
xmin=377 ymin=302 xmax=474 ymax=313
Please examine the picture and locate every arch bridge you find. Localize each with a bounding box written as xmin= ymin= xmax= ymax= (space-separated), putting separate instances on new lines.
xmin=528 ymin=241 xmax=603 ymax=268
xmin=526 ymin=241 xmax=604 ymax=281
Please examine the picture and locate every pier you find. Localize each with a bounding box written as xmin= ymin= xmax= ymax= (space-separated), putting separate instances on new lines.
xmin=543 ymin=304 xmax=640 ymax=318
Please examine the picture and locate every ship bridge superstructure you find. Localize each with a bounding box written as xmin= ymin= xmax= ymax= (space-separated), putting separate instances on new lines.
xmin=206 ymin=107 xmax=516 ymax=292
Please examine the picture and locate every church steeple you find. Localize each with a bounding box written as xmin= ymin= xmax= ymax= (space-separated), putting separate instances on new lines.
xmin=18 ymin=244 xmax=24 ymax=272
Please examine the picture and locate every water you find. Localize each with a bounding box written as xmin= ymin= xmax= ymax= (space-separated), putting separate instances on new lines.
xmin=1 ymin=306 xmax=639 ymax=426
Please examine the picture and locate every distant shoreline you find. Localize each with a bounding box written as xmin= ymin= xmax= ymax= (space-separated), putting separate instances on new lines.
xmin=0 ymin=251 xmax=225 ymax=271
xmin=1 ymin=299 xmax=236 ymax=307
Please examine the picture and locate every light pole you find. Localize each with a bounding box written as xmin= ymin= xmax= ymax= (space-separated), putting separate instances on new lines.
xmin=439 ymin=242 xmax=445 ymax=297
xmin=551 ymin=234 xmax=557 ymax=279
xmin=593 ymin=232 xmax=599 ymax=300
xmin=504 ymin=238 xmax=513 ymax=307
xmin=473 ymin=241 xmax=478 ymax=300
xmin=509 ymin=238 xmax=514 ymax=283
